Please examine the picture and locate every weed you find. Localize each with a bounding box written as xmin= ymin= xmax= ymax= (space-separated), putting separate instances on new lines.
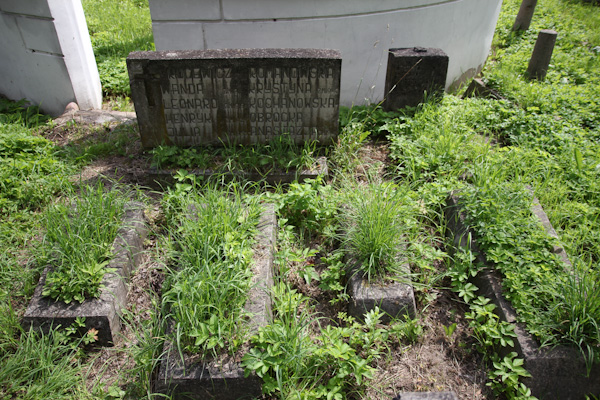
xmin=39 ymin=183 xmax=128 ymax=304
xmin=0 ymin=327 xmax=94 ymax=399
xmin=161 ymin=180 xmax=261 ymax=356
xmin=270 ymin=176 xmax=338 ymax=240
xmin=341 ymin=181 xmax=418 ymax=281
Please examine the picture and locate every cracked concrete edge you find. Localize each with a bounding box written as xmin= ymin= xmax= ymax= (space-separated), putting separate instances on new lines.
xmin=21 ymin=201 xmax=148 ymax=346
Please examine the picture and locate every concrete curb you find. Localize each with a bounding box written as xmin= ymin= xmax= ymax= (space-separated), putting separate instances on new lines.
xmin=22 ymin=202 xmax=148 ymax=346
xmin=444 ymin=193 xmax=600 ymax=399
xmin=346 ymin=256 xmax=416 ymax=324
xmin=393 ymin=392 xmax=457 ymax=400
xmin=156 ymin=204 xmax=276 ymax=399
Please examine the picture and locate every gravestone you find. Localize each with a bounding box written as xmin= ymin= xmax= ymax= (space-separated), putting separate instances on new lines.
xmin=127 ymin=49 xmax=341 ymax=148
xmin=384 ymin=47 xmax=448 ymax=110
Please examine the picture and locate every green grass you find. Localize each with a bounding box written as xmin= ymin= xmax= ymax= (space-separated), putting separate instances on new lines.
xmin=39 ymin=183 xmax=128 ymax=304
xmin=82 ymin=0 xmax=154 ymax=98
xmin=161 ymin=179 xmax=261 ymax=356
xmin=0 ymin=329 xmax=94 ymax=399
xmin=341 ymin=181 xmax=418 ymax=281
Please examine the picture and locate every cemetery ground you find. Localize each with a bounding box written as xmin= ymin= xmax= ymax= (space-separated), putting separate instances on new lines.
xmin=1 ymin=0 xmax=600 ymax=399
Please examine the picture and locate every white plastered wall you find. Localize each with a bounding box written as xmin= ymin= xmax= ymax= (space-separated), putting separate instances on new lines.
xmin=149 ymin=0 xmax=503 ymax=106
xmin=0 ymin=0 xmax=101 ymax=116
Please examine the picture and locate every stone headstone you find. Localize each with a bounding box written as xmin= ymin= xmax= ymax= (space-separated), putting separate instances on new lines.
xmin=384 ymin=47 xmax=448 ymax=110
xmin=127 ymin=49 xmax=341 ymax=148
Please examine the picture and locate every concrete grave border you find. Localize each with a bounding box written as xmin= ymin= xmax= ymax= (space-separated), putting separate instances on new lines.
xmin=22 ymin=202 xmax=148 ymax=346
xmin=148 ymin=156 xmax=328 ymax=188
xmin=156 ymin=203 xmax=276 ymax=400
xmin=393 ymin=392 xmax=457 ymax=400
xmin=346 ymin=253 xmax=417 ymax=324
xmin=444 ymin=192 xmax=600 ymax=399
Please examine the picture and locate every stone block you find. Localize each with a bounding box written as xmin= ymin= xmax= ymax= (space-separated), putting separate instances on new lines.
xmin=444 ymin=194 xmax=600 ymax=399
xmin=127 ymin=49 xmax=341 ymax=148
xmin=384 ymin=48 xmax=448 ymax=110
xmin=22 ymin=202 xmax=148 ymax=346
xmin=393 ymin=392 xmax=457 ymax=400
xmin=156 ymin=204 xmax=276 ymax=399
xmin=347 ymin=257 xmax=416 ymax=324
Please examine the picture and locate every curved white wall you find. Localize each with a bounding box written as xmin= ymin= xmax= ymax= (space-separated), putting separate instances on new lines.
xmin=149 ymin=0 xmax=503 ymax=106
xmin=0 ymin=0 xmax=101 ymax=116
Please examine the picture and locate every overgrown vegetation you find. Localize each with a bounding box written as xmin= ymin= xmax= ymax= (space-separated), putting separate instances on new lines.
xmin=161 ymin=178 xmax=262 ymax=356
xmin=151 ymin=132 xmax=319 ymax=176
xmin=39 ymin=183 xmax=128 ymax=304
xmin=0 ymin=0 xmax=599 ymax=399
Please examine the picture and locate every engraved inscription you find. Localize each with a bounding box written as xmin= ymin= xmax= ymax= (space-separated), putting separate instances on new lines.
xmin=160 ymin=64 xmax=339 ymax=145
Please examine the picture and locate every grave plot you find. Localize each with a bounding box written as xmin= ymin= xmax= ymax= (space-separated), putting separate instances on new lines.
xmin=155 ymin=184 xmax=276 ymax=400
xmin=127 ymin=48 xmax=339 ymax=185
xmin=340 ymin=182 xmax=418 ymax=323
xmin=22 ymin=185 xmax=148 ymax=346
xmin=250 ymin=176 xmax=458 ymax=399
xmin=445 ymin=185 xmax=600 ymax=399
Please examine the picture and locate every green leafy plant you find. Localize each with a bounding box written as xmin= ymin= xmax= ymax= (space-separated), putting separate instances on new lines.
xmin=40 ymin=183 xmax=127 ymax=304
xmin=271 ymin=176 xmax=338 ymax=239
xmin=161 ymin=180 xmax=261 ymax=356
xmin=242 ymin=284 xmax=379 ymax=399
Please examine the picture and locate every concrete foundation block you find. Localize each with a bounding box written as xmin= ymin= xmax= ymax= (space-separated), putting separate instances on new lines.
xmin=346 ymin=257 xmax=416 ymax=324
xmin=148 ymin=156 xmax=328 ymax=189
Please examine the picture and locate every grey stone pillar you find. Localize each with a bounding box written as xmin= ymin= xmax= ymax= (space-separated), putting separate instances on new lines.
xmin=527 ymin=30 xmax=558 ymax=80
xmin=512 ymin=0 xmax=538 ymax=31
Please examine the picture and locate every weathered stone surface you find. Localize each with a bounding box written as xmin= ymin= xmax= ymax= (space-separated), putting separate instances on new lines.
xmin=393 ymin=392 xmax=457 ymax=400
xmin=463 ymin=78 xmax=506 ymax=100
xmin=22 ymin=202 xmax=148 ymax=346
xmin=444 ymin=194 xmax=600 ymax=399
xmin=346 ymin=257 xmax=416 ymax=324
xmin=127 ymin=49 xmax=341 ymax=148
xmin=156 ymin=204 xmax=276 ymax=399
xmin=384 ymin=48 xmax=448 ymax=110
xmin=527 ymin=29 xmax=558 ymax=81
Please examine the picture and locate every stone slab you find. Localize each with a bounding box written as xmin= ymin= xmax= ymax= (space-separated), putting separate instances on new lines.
xmin=148 ymin=156 xmax=328 ymax=188
xmin=346 ymin=256 xmax=416 ymax=324
xmin=156 ymin=204 xmax=276 ymax=399
xmin=22 ymin=202 xmax=148 ymax=346
xmin=393 ymin=392 xmax=457 ymax=400
xmin=384 ymin=48 xmax=449 ymax=110
xmin=444 ymin=193 xmax=600 ymax=399
xmin=127 ymin=49 xmax=341 ymax=148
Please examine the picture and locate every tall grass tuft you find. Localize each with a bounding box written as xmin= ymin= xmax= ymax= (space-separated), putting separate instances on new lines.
xmin=342 ymin=181 xmax=419 ymax=281
xmin=0 ymin=329 xmax=92 ymax=399
xmin=40 ymin=183 xmax=128 ymax=304
xmin=161 ymin=180 xmax=261 ymax=356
